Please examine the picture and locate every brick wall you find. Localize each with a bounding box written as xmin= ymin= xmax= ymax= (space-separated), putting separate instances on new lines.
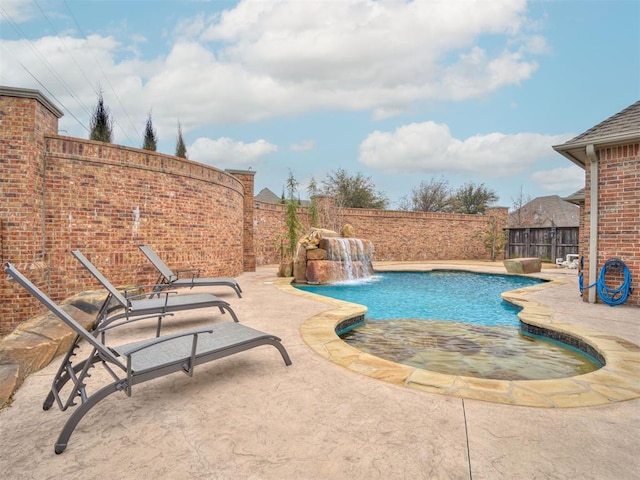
xmin=1 ymin=90 xmax=247 ymax=335
xmin=581 ymin=144 xmax=639 ymax=306
xmin=0 ymin=87 xmax=534 ymax=335
xmin=254 ymin=201 xmax=311 ymax=265
xmin=253 ymin=198 xmax=508 ymax=265
xmin=42 ymin=137 xmax=246 ymax=300
xmin=338 ymin=205 xmax=508 ymax=262
xmin=1 ymin=91 xmax=59 ymax=333
xmin=228 ymin=170 xmax=257 ymax=271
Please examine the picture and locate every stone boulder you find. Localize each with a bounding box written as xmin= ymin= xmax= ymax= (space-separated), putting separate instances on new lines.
xmin=292 ymin=227 xmax=374 ymax=284
xmin=306 ymin=260 xmax=368 ymax=284
xmin=340 ymin=224 xmax=355 ymax=237
xmin=503 ymin=257 xmax=542 ymax=274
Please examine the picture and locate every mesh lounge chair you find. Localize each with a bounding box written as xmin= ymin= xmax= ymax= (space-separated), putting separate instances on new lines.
xmin=4 ymin=262 xmax=292 ymax=454
xmin=138 ymin=245 xmax=243 ymax=298
xmin=71 ymin=250 xmax=239 ymax=336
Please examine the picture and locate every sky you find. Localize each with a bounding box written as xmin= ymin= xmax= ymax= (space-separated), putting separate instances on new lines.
xmin=1 ymin=0 xmax=639 ymax=209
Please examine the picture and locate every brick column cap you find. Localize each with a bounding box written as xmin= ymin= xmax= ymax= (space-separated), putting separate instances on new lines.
xmin=0 ymin=86 xmax=64 ymax=118
xmin=225 ymin=169 xmax=256 ymax=176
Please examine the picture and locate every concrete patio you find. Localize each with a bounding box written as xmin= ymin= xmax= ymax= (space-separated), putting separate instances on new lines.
xmin=0 ymin=262 xmax=638 ymax=479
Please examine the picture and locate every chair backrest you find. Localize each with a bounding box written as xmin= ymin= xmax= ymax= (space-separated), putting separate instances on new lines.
xmin=138 ymin=245 xmax=176 ymax=280
xmin=4 ymin=262 xmax=122 ymax=365
xmin=71 ymin=250 xmax=128 ymax=307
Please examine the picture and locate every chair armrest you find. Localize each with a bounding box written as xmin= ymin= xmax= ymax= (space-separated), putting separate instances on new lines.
xmin=118 ymin=327 xmax=214 ymax=356
xmin=98 ymin=312 xmax=176 ymax=334
xmin=120 ymin=327 xmax=215 ymax=392
xmin=124 ymin=287 xmax=178 ymax=301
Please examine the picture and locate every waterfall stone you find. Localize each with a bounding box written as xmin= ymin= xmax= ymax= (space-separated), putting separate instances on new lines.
xmin=294 ymin=234 xmax=374 ymax=284
xmin=340 ymin=224 xmax=355 ymax=237
xmin=306 ymin=248 xmax=327 ymax=260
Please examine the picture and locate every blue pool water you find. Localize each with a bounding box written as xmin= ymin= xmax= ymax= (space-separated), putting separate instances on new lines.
xmin=295 ymin=271 xmax=600 ymax=380
xmin=296 ymin=271 xmax=545 ymax=326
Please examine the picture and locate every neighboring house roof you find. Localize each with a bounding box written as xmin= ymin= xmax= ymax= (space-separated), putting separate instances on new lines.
xmin=255 ymin=187 xmax=281 ymax=203
xmin=553 ymin=100 xmax=640 ymax=167
xmin=255 ymin=187 xmax=311 ymax=207
xmin=563 ymin=188 xmax=585 ymax=205
xmin=508 ymin=195 xmax=580 ymax=228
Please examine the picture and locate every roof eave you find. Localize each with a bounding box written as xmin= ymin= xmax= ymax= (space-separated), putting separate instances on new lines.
xmin=553 ymin=131 xmax=640 ymax=169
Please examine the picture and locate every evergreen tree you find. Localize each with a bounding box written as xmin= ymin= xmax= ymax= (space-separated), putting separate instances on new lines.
xmin=175 ymin=122 xmax=188 ymax=158
xmin=283 ymin=170 xmax=304 ymax=258
xmin=142 ymin=112 xmax=158 ymax=151
xmin=89 ymin=90 xmax=113 ymax=143
xmin=307 ymin=176 xmax=319 ymax=227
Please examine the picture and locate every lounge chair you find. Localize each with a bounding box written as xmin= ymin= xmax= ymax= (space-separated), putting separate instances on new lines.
xmin=71 ymin=250 xmax=239 ymax=336
xmin=138 ymin=245 xmax=243 ymax=298
xmin=4 ymin=262 xmax=292 ymax=454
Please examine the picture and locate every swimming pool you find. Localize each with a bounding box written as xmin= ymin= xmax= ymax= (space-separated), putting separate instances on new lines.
xmin=295 ymin=271 xmax=600 ymax=380
xmin=297 ymin=271 xmax=544 ymax=327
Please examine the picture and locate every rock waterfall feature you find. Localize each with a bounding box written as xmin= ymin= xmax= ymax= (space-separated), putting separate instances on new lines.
xmin=294 ymin=227 xmax=374 ymax=284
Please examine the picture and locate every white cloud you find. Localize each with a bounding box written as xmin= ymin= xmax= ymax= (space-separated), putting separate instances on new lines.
xmin=0 ymin=0 xmax=37 ymax=23
xmin=188 ymin=136 xmax=277 ymax=167
xmin=290 ymin=140 xmax=315 ymax=152
xmin=193 ymin=0 xmax=539 ymax=114
xmin=530 ymin=166 xmax=585 ymax=193
xmin=358 ymin=121 xmax=572 ymax=177
xmin=0 ymin=0 xmax=547 ymax=144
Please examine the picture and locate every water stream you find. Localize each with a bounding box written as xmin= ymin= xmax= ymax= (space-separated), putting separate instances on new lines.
xmin=324 ymin=238 xmax=374 ymax=281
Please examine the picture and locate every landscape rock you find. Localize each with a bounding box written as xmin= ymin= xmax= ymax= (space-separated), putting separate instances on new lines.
xmin=503 ymin=257 xmax=542 ymax=274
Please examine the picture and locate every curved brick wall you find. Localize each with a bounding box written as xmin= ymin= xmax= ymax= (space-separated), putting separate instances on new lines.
xmin=0 ymin=87 xmax=248 ymax=334
xmin=43 ymin=137 xmax=246 ymax=299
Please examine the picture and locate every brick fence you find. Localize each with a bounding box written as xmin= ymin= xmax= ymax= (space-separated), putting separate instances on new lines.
xmin=1 ymin=87 xmax=252 ymax=334
xmin=253 ymin=199 xmax=508 ymax=265
xmin=1 ymin=87 xmax=507 ymax=335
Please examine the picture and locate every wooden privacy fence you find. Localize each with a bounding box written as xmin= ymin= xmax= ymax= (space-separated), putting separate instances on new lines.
xmin=506 ymin=227 xmax=578 ymax=261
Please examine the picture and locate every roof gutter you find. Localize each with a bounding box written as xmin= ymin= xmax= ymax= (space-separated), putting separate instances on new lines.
xmin=552 ymin=132 xmax=640 ymax=168
xmin=586 ymin=144 xmax=598 ymax=303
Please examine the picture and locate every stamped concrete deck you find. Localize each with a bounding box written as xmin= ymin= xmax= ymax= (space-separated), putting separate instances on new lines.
xmin=0 ymin=262 xmax=638 ymax=479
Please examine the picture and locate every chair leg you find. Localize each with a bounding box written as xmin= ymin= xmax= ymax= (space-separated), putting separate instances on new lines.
xmin=220 ymin=305 xmax=240 ymax=323
xmin=43 ymin=343 xmax=102 ymax=411
xmin=54 ymin=381 xmax=122 ymax=454
xmin=43 ymin=357 xmax=96 ymax=411
xmin=267 ymin=339 xmax=292 ymax=366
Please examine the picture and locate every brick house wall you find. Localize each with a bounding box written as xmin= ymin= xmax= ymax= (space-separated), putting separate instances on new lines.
xmin=554 ymin=101 xmax=639 ymax=308
xmin=582 ymin=145 xmax=639 ymax=306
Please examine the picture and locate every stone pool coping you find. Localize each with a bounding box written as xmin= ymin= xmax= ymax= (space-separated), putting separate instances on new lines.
xmin=278 ymin=265 xmax=640 ymax=408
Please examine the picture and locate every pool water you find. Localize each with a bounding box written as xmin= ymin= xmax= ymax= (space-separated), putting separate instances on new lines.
xmin=295 ymin=271 xmax=600 ymax=380
xmin=298 ymin=271 xmax=543 ymax=327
